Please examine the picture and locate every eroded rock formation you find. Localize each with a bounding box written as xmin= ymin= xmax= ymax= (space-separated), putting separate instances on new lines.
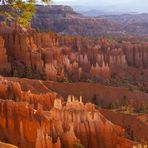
xmin=0 ymin=78 xmax=137 ymax=148
xmin=0 ymin=97 xmax=135 ymax=148
xmin=0 ymin=26 xmax=148 ymax=93
xmin=0 ymin=36 xmax=11 ymax=74
xmin=0 ymin=77 xmax=62 ymax=110
xmin=123 ymin=44 xmax=148 ymax=68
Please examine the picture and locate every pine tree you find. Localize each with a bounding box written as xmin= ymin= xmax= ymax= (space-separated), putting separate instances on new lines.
xmin=0 ymin=0 xmax=51 ymax=30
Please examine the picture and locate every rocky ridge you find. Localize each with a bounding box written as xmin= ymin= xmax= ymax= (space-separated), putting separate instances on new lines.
xmin=31 ymin=5 xmax=148 ymax=36
xmin=31 ymin=5 xmax=122 ymax=35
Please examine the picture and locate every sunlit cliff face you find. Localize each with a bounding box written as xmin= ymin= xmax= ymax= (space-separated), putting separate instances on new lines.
xmin=0 ymin=78 xmax=136 ymax=148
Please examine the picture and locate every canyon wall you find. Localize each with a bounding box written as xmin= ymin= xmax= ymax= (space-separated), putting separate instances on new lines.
xmin=31 ymin=5 xmax=121 ymax=35
xmin=31 ymin=5 xmax=148 ymax=36
xmin=0 ymin=26 xmax=148 ymax=93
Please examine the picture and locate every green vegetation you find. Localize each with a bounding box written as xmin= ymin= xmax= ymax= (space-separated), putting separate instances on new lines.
xmin=73 ymin=142 xmax=84 ymax=148
xmin=26 ymin=66 xmax=41 ymax=79
xmin=0 ymin=0 xmax=51 ymax=29
xmin=109 ymin=99 xmax=148 ymax=115
xmin=12 ymin=68 xmax=19 ymax=77
xmin=140 ymin=101 xmax=148 ymax=114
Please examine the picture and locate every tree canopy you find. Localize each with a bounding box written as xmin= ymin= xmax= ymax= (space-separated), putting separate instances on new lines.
xmin=0 ymin=0 xmax=51 ymax=29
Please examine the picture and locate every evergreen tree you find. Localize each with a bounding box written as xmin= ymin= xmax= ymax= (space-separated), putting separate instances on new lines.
xmin=0 ymin=0 xmax=51 ymax=29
